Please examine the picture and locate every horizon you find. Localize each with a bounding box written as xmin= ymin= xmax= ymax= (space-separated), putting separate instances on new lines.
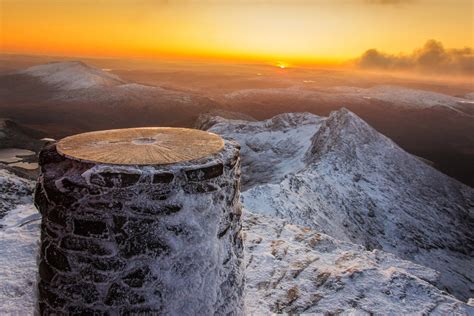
xmin=1 ymin=0 xmax=473 ymax=75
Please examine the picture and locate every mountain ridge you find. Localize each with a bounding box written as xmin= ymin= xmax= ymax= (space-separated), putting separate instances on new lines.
xmin=202 ymin=108 xmax=474 ymax=300
xmin=18 ymin=61 xmax=125 ymax=90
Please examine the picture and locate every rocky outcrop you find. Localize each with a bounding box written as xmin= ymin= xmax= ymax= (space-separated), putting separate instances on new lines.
xmin=244 ymin=212 xmax=473 ymax=315
xmin=34 ymin=141 xmax=244 ymax=315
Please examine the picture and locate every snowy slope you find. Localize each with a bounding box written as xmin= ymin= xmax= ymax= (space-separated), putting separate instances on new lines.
xmin=244 ymin=211 xmax=473 ymax=314
xmin=0 ymin=204 xmax=40 ymax=314
xmin=239 ymin=109 xmax=474 ymax=301
xmin=0 ymin=194 xmax=471 ymax=314
xmin=201 ymin=109 xmax=474 ymax=301
xmin=15 ymin=61 xmax=206 ymax=105
xmin=0 ymin=169 xmax=34 ymax=222
xmin=199 ymin=112 xmax=325 ymax=189
xmin=18 ymin=61 xmax=125 ymax=90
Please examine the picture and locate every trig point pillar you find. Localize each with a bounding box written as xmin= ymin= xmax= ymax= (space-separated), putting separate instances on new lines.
xmin=34 ymin=127 xmax=244 ymax=315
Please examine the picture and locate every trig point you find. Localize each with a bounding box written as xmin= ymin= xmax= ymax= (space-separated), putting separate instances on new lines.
xmin=56 ymin=127 xmax=225 ymax=165
xmin=34 ymin=127 xmax=244 ymax=315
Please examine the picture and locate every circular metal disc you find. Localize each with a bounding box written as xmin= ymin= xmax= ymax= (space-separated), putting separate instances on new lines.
xmin=56 ymin=127 xmax=225 ymax=165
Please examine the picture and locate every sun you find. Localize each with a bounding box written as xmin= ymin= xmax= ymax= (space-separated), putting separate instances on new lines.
xmin=275 ymin=62 xmax=289 ymax=69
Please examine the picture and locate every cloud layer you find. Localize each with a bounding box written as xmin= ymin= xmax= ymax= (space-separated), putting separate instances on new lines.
xmin=357 ymin=40 xmax=474 ymax=75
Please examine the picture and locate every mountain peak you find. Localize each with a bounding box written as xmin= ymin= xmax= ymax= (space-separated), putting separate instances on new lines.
xmin=18 ymin=61 xmax=125 ymax=90
xmin=305 ymin=108 xmax=384 ymax=163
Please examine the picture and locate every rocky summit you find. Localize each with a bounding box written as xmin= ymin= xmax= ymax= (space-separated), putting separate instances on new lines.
xmin=0 ymin=108 xmax=473 ymax=314
xmin=201 ymin=108 xmax=474 ymax=303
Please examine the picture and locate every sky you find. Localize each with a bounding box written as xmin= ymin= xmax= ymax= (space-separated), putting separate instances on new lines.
xmin=0 ymin=0 xmax=473 ymax=65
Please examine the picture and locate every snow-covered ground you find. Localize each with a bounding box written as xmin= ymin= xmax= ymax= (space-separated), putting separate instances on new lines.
xmin=0 ymin=169 xmax=34 ymax=221
xmin=201 ymin=108 xmax=474 ymax=302
xmin=0 ymin=185 xmax=471 ymax=314
xmin=244 ymin=212 xmax=473 ymax=315
xmin=202 ymin=112 xmax=326 ymax=189
xmin=0 ymin=204 xmax=40 ymax=314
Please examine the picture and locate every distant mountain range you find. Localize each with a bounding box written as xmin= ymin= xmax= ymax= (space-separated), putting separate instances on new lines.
xmin=0 ymin=61 xmax=218 ymax=137
xmin=223 ymin=85 xmax=474 ymax=117
xmin=1 ymin=60 xmax=473 ymax=185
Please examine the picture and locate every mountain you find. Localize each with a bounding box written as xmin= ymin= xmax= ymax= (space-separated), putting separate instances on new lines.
xmin=220 ymin=84 xmax=474 ymax=187
xmin=0 ymin=118 xmax=45 ymax=151
xmin=202 ymin=108 xmax=474 ymax=301
xmin=224 ymin=85 xmax=474 ymax=117
xmin=18 ymin=61 xmax=125 ymax=91
xmin=0 ymin=169 xmax=472 ymax=314
xmin=0 ymin=61 xmax=218 ymax=137
xmin=199 ymin=112 xmax=325 ymax=189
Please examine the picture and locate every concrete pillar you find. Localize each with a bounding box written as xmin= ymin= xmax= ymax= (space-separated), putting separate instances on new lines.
xmin=34 ymin=128 xmax=244 ymax=315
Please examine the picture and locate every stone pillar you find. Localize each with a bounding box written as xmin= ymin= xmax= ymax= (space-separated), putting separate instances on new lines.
xmin=34 ymin=128 xmax=244 ymax=315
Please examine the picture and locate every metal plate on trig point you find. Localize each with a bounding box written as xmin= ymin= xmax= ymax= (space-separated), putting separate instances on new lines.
xmin=56 ymin=127 xmax=225 ymax=165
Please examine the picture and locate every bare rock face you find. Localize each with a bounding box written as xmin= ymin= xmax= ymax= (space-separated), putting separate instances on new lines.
xmin=34 ymin=140 xmax=244 ymax=315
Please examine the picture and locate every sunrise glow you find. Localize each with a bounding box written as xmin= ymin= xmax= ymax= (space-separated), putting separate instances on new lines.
xmin=0 ymin=0 xmax=473 ymax=65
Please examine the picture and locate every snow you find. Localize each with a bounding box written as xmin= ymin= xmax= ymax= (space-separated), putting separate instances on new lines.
xmin=238 ymin=109 xmax=474 ymax=301
xmin=202 ymin=108 xmax=474 ymax=302
xmin=0 ymin=203 xmax=39 ymax=314
xmin=1 ymin=107 xmax=473 ymax=313
xmin=243 ymin=211 xmax=473 ymax=315
xmin=201 ymin=112 xmax=325 ymax=190
xmin=0 ymin=169 xmax=34 ymax=220
xmin=18 ymin=61 xmax=124 ymax=90
xmin=331 ymin=85 xmax=474 ymax=114
xmin=224 ymin=85 xmax=474 ymax=116
xmin=1 ymin=199 xmax=471 ymax=315
xmin=17 ymin=61 xmax=202 ymax=105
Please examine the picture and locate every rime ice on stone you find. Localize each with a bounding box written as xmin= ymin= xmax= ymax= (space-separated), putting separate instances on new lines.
xmin=34 ymin=128 xmax=244 ymax=315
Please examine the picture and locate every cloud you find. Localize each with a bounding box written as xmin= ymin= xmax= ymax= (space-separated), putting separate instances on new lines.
xmin=356 ymin=40 xmax=474 ymax=75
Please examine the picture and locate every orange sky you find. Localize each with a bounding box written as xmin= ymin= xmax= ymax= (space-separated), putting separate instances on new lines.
xmin=1 ymin=0 xmax=473 ymax=64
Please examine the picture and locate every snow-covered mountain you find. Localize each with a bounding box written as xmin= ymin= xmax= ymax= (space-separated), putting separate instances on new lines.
xmin=329 ymin=85 xmax=474 ymax=114
xmin=4 ymin=61 xmax=216 ymax=106
xmin=224 ymin=85 xmax=474 ymax=116
xmin=14 ymin=61 xmax=199 ymax=103
xmin=18 ymin=61 xmax=125 ymax=91
xmin=0 ymin=170 xmax=472 ymax=314
xmin=201 ymin=108 xmax=474 ymax=301
xmin=197 ymin=112 xmax=325 ymax=189
xmin=1 ymin=62 xmax=218 ymax=136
